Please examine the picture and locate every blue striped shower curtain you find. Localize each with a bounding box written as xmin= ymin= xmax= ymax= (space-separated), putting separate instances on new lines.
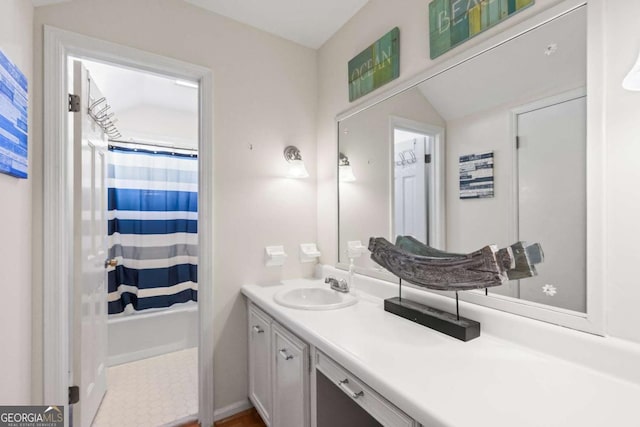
xmin=107 ymin=146 xmax=198 ymax=314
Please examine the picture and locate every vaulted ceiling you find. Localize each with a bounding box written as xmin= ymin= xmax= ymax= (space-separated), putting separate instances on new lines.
xmin=32 ymin=0 xmax=370 ymax=49
xmin=80 ymin=59 xmax=198 ymax=115
xmin=183 ymin=0 xmax=369 ymax=48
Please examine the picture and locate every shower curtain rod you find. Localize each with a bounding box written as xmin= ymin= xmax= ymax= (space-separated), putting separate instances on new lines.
xmin=109 ymin=138 xmax=198 ymax=152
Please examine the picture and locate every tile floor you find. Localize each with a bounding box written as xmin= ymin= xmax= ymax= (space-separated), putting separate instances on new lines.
xmin=92 ymin=348 xmax=198 ymax=427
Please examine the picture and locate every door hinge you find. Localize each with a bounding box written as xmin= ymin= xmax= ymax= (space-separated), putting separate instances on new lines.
xmin=68 ymin=94 xmax=80 ymax=112
xmin=424 ymin=154 xmax=432 ymax=164
xmin=516 ymin=136 xmax=520 ymax=149
xmin=68 ymin=385 xmax=80 ymax=405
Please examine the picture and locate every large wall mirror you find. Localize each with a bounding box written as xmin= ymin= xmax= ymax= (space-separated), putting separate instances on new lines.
xmin=338 ymin=1 xmax=600 ymax=330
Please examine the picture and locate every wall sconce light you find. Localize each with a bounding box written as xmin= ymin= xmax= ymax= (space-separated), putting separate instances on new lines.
xmin=339 ymin=152 xmax=356 ymax=182
xmin=623 ymin=49 xmax=640 ymax=91
xmin=284 ymin=146 xmax=309 ymax=178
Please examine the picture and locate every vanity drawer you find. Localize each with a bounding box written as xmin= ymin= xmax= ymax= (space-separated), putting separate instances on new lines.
xmin=315 ymin=351 xmax=416 ymax=427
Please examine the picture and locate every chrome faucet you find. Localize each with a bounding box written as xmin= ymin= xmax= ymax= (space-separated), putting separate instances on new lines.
xmin=325 ymin=276 xmax=349 ymax=293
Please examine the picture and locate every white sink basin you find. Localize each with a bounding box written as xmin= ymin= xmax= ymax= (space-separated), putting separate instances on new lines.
xmin=274 ymin=287 xmax=357 ymax=310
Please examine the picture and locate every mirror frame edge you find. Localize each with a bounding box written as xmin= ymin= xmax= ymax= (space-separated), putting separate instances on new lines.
xmin=335 ymin=0 xmax=606 ymax=335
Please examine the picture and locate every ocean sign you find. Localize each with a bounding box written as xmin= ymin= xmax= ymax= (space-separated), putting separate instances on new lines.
xmin=348 ymin=27 xmax=400 ymax=102
xmin=0 ymin=49 xmax=28 ymax=179
xmin=429 ymin=0 xmax=534 ymax=59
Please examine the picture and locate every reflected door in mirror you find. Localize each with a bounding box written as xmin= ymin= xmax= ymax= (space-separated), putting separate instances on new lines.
xmin=514 ymin=94 xmax=586 ymax=312
xmin=394 ymin=132 xmax=430 ymax=243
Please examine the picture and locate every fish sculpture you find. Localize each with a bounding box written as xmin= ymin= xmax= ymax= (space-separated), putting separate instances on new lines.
xmin=368 ymin=235 xmax=544 ymax=291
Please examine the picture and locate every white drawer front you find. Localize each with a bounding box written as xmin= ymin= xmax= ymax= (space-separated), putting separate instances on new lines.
xmin=316 ymin=351 xmax=415 ymax=427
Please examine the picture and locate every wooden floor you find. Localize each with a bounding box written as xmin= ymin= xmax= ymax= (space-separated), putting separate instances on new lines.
xmin=181 ymin=408 xmax=266 ymax=427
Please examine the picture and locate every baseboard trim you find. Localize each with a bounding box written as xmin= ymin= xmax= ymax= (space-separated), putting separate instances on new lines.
xmin=213 ymin=399 xmax=253 ymax=422
xmin=108 ymin=343 xmax=192 ymax=367
xmin=160 ymin=413 xmax=198 ymax=427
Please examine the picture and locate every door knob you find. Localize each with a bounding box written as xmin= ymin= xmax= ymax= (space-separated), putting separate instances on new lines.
xmin=104 ymin=258 xmax=118 ymax=268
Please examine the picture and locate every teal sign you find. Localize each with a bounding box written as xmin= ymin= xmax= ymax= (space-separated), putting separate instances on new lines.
xmin=429 ymin=0 xmax=534 ymax=59
xmin=348 ymin=27 xmax=400 ymax=102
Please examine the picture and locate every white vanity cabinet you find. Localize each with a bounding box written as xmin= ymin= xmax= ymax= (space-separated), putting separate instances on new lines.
xmin=247 ymin=300 xmax=421 ymax=427
xmin=248 ymin=302 xmax=310 ymax=427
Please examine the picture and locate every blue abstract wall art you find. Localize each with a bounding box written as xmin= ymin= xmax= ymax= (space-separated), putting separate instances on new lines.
xmin=0 ymin=49 xmax=28 ymax=179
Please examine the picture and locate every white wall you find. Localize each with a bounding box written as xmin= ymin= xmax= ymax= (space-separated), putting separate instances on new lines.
xmin=0 ymin=0 xmax=33 ymax=405
xmin=603 ymin=0 xmax=640 ymax=344
xmin=32 ymin=0 xmax=317 ymax=410
xmin=117 ymin=105 xmax=198 ymax=149
xmin=317 ymin=0 xmax=640 ymax=345
xmin=445 ymin=109 xmax=514 ymax=252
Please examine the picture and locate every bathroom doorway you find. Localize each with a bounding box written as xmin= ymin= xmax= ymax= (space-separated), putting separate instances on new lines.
xmin=391 ymin=117 xmax=446 ymax=250
xmin=42 ymin=28 xmax=215 ymax=427
xmin=393 ymin=128 xmax=432 ymax=244
xmin=70 ymin=58 xmax=200 ymax=427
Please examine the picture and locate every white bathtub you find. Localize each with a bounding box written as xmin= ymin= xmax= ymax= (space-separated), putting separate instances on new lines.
xmin=107 ymin=301 xmax=198 ymax=366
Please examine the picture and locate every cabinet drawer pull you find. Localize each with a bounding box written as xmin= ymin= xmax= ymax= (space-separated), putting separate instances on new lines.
xmin=338 ymin=379 xmax=364 ymax=399
xmin=252 ymin=325 xmax=264 ymax=334
xmin=279 ymin=349 xmax=294 ymax=360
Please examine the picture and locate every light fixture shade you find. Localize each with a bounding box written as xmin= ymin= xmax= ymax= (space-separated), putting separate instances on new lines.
xmin=287 ymin=159 xmax=309 ymax=178
xmin=339 ymin=164 xmax=356 ymax=182
xmin=623 ymin=50 xmax=640 ymax=91
xmin=283 ymin=145 xmax=309 ymax=178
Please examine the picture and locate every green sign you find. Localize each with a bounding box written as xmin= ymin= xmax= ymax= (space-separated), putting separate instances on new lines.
xmin=429 ymin=0 xmax=534 ymax=59
xmin=348 ymin=27 xmax=400 ymax=102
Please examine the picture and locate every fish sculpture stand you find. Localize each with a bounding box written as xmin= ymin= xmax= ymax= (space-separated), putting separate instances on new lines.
xmin=368 ymin=236 xmax=544 ymax=341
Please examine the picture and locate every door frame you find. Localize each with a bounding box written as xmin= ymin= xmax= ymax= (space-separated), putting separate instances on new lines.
xmin=42 ymin=26 xmax=215 ymax=426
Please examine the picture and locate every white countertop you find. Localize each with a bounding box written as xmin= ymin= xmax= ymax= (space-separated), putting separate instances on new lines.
xmin=242 ymin=278 xmax=640 ymax=427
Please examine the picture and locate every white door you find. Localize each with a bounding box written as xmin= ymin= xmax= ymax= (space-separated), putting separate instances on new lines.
xmin=71 ymin=60 xmax=109 ymax=427
xmin=394 ymin=137 xmax=428 ymax=243
xmin=516 ymin=95 xmax=586 ymax=312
